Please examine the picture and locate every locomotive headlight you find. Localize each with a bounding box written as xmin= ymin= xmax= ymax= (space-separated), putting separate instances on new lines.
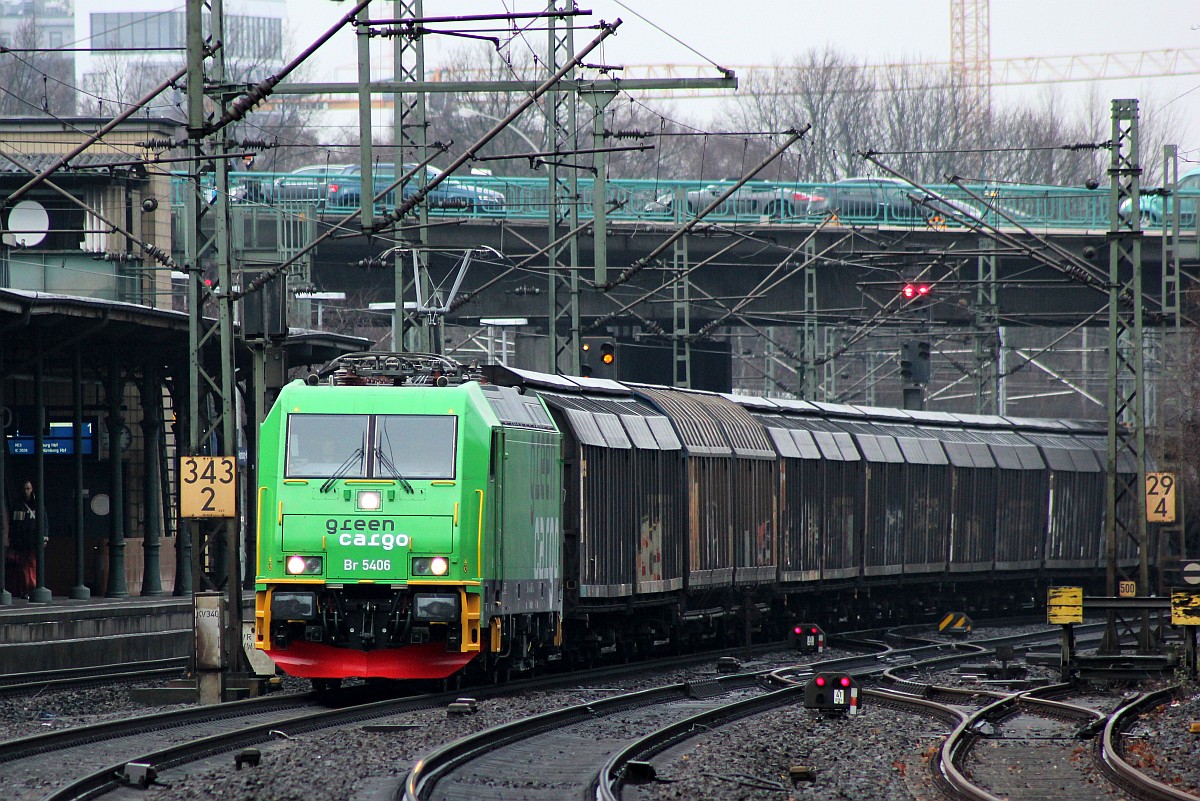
xmin=286 ymin=555 xmax=323 ymax=575
xmin=356 ymin=490 xmax=383 ymax=511
xmin=412 ymin=556 xmax=451 ymax=576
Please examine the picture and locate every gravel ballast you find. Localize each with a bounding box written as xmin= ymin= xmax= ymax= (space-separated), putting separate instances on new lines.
xmin=1 ymin=627 xmax=1110 ymax=801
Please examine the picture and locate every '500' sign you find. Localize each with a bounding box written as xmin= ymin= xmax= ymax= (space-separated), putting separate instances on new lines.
xmin=180 ymin=456 xmax=236 ymax=518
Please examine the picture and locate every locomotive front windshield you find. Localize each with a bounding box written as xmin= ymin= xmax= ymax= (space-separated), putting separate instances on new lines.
xmin=285 ymin=414 xmax=368 ymax=478
xmin=284 ymin=413 xmax=457 ymax=479
xmin=375 ymin=415 xmax=457 ymax=479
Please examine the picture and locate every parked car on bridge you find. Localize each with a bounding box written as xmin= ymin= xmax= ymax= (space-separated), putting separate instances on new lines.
xmin=266 ymin=164 xmax=355 ymax=204
xmin=824 ymin=176 xmax=930 ymax=222
xmin=1118 ymin=167 xmax=1200 ymax=227
xmin=327 ymin=163 xmax=506 ymax=212
xmin=643 ymin=182 xmax=827 ymax=219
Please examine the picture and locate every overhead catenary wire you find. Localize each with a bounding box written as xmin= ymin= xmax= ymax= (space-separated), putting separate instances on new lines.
xmin=235 ymin=18 xmax=623 ymax=301
xmin=857 ymin=151 xmax=1122 ymax=301
xmin=0 ymin=148 xmax=175 ymax=268
xmin=599 ymin=124 xmax=810 ymax=291
xmin=609 ymin=0 xmax=731 ymax=78
xmin=3 ymin=60 xmax=197 ymax=208
xmin=208 ymin=0 xmax=372 ymax=134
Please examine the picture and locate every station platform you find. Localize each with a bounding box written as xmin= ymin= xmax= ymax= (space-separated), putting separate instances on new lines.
xmin=0 ymin=594 xmax=196 ymax=675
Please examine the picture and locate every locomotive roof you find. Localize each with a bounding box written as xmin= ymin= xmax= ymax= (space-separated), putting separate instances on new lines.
xmin=484 ymin=365 xmax=629 ymax=395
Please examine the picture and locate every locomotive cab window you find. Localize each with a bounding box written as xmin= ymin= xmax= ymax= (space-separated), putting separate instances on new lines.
xmin=285 ymin=413 xmax=457 ymax=480
xmin=285 ymin=414 xmax=368 ymax=478
xmin=375 ymin=415 xmax=458 ymax=479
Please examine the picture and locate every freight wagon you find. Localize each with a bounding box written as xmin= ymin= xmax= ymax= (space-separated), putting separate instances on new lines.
xmin=253 ymin=353 xmax=1125 ymax=684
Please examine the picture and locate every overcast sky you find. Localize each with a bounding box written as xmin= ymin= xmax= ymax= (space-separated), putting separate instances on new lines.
xmin=278 ymin=1 xmax=1200 ymax=158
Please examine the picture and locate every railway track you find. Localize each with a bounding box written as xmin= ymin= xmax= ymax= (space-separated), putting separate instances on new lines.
xmin=407 ymin=627 xmax=1086 ymax=801
xmin=2 ymin=645 xmax=799 ymax=801
xmin=0 ymin=658 xmax=189 ymax=696
xmin=10 ymin=621 xmax=1175 ymax=801
xmin=868 ymin=676 xmax=1195 ymax=801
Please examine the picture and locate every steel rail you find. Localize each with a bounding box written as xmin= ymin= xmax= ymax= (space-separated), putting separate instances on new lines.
xmin=23 ymin=643 xmax=791 ymax=800
xmin=0 ymin=658 xmax=188 ymax=695
xmin=597 ymin=626 xmax=1086 ymax=801
xmin=1099 ymin=686 xmax=1199 ymax=801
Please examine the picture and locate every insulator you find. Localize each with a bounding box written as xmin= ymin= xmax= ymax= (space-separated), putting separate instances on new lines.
xmin=137 ymin=138 xmax=179 ymax=150
xmin=142 ymin=243 xmax=174 ymax=268
xmin=211 ymin=76 xmax=280 ymax=130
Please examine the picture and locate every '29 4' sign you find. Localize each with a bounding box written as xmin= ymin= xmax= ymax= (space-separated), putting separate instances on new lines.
xmin=1146 ymin=472 xmax=1177 ymax=524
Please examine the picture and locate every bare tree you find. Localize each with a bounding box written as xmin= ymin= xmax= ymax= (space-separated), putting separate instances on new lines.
xmin=0 ymin=18 xmax=74 ymax=116
xmin=722 ymin=47 xmax=1185 ymax=189
xmin=78 ymin=16 xmax=322 ymax=173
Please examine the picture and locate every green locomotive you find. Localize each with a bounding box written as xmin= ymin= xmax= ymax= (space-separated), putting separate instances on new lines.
xmin=253 ymin=354 xmax=562 ymax=681
xmin=257 ymin=352 xmax=1120 ymax=685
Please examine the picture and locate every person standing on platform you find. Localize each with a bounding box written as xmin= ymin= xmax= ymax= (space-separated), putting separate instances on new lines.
xmin=7 ymin=480 xmax=41 ymax=599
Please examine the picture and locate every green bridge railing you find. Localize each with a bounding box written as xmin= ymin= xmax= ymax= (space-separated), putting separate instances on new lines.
xmin=171 ymin=173 xmax=1196 ymax=231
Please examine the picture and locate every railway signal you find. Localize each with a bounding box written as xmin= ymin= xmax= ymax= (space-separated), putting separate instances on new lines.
xmin=789 ymin=623 xmax=826 ymax=653
xmin=804 ymin=673 xmax=860 ymax=715
xmin=901 ymin=282 xmax=931 ymax=302
xmin=581 ymin=336 xmax=617 ymax=379
xmin=900 ymin=340 xmax=931 ymax=385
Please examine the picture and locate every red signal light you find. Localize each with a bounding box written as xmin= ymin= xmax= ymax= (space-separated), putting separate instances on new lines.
xmin=794 ymin=626 xmax=803 ymax=635
xmin=810 ymin=627 xmax=818 ymax=634
xmin=840 ymin=676 xmax=851 ymax=687
xmin=815 ymin=676 xmax=826 ymax=687
xmin=902 ymin=283 xmax=931 ymax=299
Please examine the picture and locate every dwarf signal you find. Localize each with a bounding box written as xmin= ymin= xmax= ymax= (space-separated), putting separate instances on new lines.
xmin=788 ymin=623 xmax=826 ymax=653
xmin=804 ymin=673 xmax=860 ymax=715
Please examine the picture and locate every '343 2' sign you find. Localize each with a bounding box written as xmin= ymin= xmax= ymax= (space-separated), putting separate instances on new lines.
xmin=180 ymin=456 xmax=236 ymax=518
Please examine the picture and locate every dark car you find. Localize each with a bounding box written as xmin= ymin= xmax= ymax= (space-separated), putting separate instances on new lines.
xmin=266 ymin=164 xmax=355 ymax=204
xmin=825 ymin=177 xmax=929 ymax=222
xmin=644 ymin=181 xmax=826 ymax=218
xmin=328 ymin=164 xmax=505 ymax=212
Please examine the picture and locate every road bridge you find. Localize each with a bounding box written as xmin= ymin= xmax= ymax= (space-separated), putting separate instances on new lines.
xmin=196 ymin=177 xmax=1194 ymax=331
